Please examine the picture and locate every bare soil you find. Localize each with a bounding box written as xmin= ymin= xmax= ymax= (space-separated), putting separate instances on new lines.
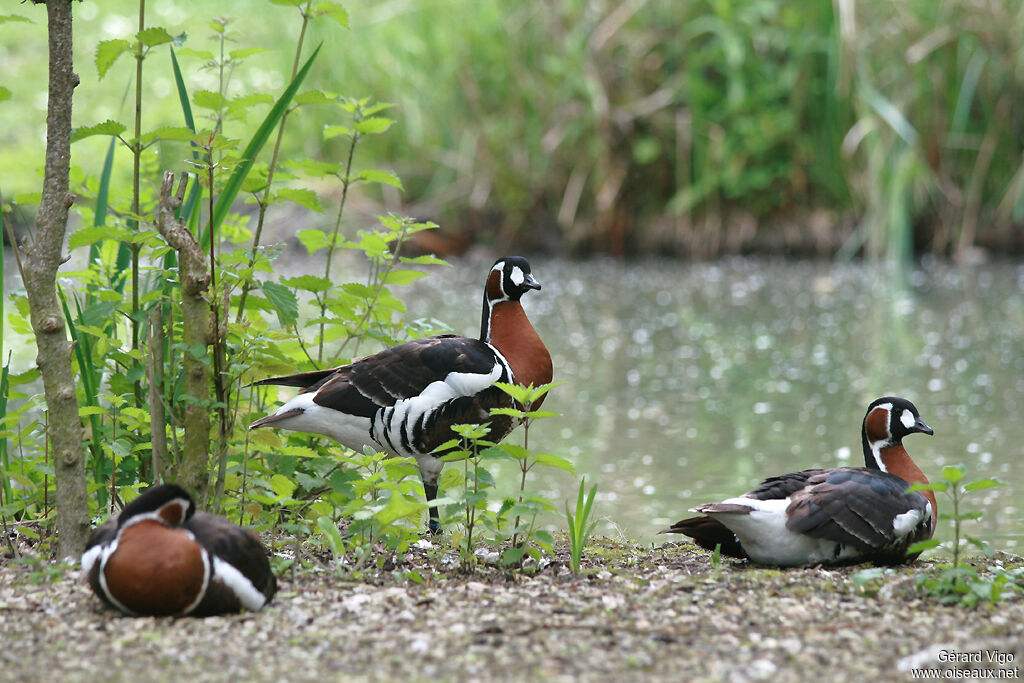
xmin=2 ymin=537 xmax=1022 ymax=682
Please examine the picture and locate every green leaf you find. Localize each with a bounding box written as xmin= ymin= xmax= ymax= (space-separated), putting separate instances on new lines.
xmin=281 ymin=275 xmax=332 ymax=293
xmin=229 ymin=47 xmax=270 ymax=60
xmin=489 ymin=407 xmax=526 ymax=421
xmin=941 ymin=464 xmax=966 ymax=484
xmin=137 ymin=27 xmax=174 ymax=48
xmin=148 ymin=126 xmax=196 ymax=143
xmin=294 ymin=90 xmax=336 ymax=107
xmin=270 ymin=474 xmax=296 ymax=500
xmin=96 ymin=39 xmax=131 ymax=79
xmin=963 ymin=478 xmax=1003 ymax=492
xmin=906 ymin=538 xmax=942 ymax=555
xmin=262 ymin=281 xmax=298 ymax=327
xmin=71 ymin=120 xmax=127 ymax=143
xmin=341 ymin=282 xmax=375 ymax=299
xmin=496 ymin=443 xmax=530 ymax=461
xmin=193 ymin=90 xmax=226 ymax=111
xmin=501 ymin=547 xmax=526 ymax=566
xmin=357 ymin=169 xmax=404 ymax=190
xmin=323 ymin=125 xmax=351 ymax=139
xmin=228 ymin=93 xmax=275 ymax=113
xmin=382 ymin=269 xmax=426 ymax=286
xmin=316 ymin=516 xmax=344 ymax=556
xmin=534 ymin=452 xmax=575 ymax=473
xmin=0 ymin=15 xmax=32 ymax=24
xmin=906 ymin=481 xmax=948 ymax=493
xmin=852 ymin=567 xmax=891 ymax=587
xmin=296 ymin=228 xmax=329 ymax=254
xmin=205 ymin=44 xmax=322 ymax=248
xmin=69 ymin=225 xmax=132 ymax=249
xmin=375 ymin=493 xmax=425 ymax=526
xmin=275 ymin=188 xmax=323 ymax=212
xmin=0 ymin=87 xmax=10 ymax=103
xmin=313 ymin=3 xmax=349 ymax=26
xmin=354 ymin=117 xmax=394 ymax=135
xmin=175 ymin=47 xmax=214 ymax=61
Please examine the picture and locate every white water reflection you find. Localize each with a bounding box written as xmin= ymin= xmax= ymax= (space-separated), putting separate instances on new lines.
xmin=405 ymin=255 xmax=1024 ymax=550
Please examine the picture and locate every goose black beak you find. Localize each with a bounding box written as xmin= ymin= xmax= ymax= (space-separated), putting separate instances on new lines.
xmin=523 ymin=273 xmax=541 ymax=291
xmin=914 ymin=417 xmax=934 ymax=436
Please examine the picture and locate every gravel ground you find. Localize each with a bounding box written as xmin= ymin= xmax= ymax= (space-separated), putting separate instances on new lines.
xmin=2 ymin=538 xmax=1022 ymax=682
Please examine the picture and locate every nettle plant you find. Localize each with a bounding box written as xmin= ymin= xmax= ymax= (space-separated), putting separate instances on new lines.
xmin=904 ymin=465 xmax=1023 ymax=606
xmin=435 ymin=382 xmax=569 ymax=570
xmin=855 ymin=465 xmax=1021 ymax=607
xmin=1 ymin=0 xmax=455 ymax=565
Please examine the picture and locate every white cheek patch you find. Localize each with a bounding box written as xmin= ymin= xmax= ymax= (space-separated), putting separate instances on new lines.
xmin=509 ymin=266 xmax=525 ymax=287
xmin=900 ymin=409 xmax=916 ymax=430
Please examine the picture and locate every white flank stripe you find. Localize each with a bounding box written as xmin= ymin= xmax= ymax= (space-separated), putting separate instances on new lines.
xmin=892 ymin=509 xmax=924 ymax=537
xmin=80 ymin=545 xmax=102 ymax=576
xmin=269 ymin=393 xmax=375 ymax=450
xmin=211 ymin=556 xmax=269 ymax=611
xmin=179 ymin=542 xmax=212 ymax=616
xmin=375 ymin=364 xmax=504 ymax=458
xmin=708 ymin=496 xmax=859 ymax=566
xmin=95 ymin=539 xmax=139 ymax=616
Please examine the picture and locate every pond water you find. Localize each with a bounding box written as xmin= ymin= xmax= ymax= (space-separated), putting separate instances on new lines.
xmin=3 ymin=249 xmax=1022 ymax=554
xmin=404 ymin=255 xmax=1024 ymax=552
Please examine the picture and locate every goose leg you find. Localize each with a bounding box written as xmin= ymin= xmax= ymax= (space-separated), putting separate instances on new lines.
xmin=424 ymin=481 xmax=442 ymax=535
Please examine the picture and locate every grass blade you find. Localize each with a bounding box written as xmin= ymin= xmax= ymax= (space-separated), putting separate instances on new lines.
xmin=202 ymin=43 xmax=322 ymax=249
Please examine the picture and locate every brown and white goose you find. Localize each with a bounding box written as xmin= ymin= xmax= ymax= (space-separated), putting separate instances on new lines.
xmin=249 ymin=256 xmax=553 ymax=532
xmin=662 ymin=396 xmax=936 ymax=566
xmin=82 ymin=484 xmax=277 ymax=616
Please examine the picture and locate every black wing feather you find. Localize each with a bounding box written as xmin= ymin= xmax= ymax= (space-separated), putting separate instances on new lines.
xmin=661 ymin=515 xmax=748 ymax=559
xmin=784 ymin=468 xmax=930 ymax=552
xmin=744 ymin=469 xmax=828 ymax=500
xmin=186 ymin=512 xmax=277 ymax=615
xmin=312 ymin=335 xmax=503 ymax=415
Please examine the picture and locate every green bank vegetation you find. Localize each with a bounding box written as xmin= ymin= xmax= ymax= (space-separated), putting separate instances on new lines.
xmin=1 ymin=0 xmax=601 ymax=574
xmin=3 ymin=1 xmax=1024 ymax=259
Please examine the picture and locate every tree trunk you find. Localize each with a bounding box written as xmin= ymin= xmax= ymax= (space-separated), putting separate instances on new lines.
xmin=154 ymin=173 xmax=212 ymax=499
xmin=22 ymin=0 xmax=90 ymax=559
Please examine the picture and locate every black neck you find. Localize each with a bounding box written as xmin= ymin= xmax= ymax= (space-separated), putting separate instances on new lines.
xmin=479 ymin=291 xmax=491 ymax=342
xmin=861 ymin=423 xmax=876 ymax=469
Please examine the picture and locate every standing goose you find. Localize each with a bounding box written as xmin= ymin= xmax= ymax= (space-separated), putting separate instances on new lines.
xmin=249 ymin=256 xmax=553 ymax=532
xmin=81 ymin=484 xmax=277 ymax=616
xmin=662 ymin=396 xmax=936 ymax=566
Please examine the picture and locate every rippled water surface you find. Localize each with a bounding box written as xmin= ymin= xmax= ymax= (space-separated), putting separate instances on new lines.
xmin=4 ymin=251 xmax=1022 ymax=553
xmin=405 ymin=256 xmax=1024 ymax=551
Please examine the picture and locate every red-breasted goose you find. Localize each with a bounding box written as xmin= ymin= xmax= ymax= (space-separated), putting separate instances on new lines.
xmin=248 ymin=256 xmax=553 ymax=533
xmin=662 ymin=396 xmax=936 ymax=566
xmin=81 ymin=484 xmax=277 ymax=616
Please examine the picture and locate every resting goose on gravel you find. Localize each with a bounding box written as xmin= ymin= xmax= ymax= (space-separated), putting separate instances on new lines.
xmin=663 ymin=396 xmax=936 ymax=566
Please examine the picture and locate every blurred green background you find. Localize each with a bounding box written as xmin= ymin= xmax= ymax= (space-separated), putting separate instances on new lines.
xmin=2 ymin=0 xmax=1023 ymax=258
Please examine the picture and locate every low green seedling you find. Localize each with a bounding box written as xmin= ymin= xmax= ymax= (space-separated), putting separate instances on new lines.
xmin=565 ymin=478 xmax=598 ymax=574
xmin=855 ymin=465 xmax=1013 ymax=606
